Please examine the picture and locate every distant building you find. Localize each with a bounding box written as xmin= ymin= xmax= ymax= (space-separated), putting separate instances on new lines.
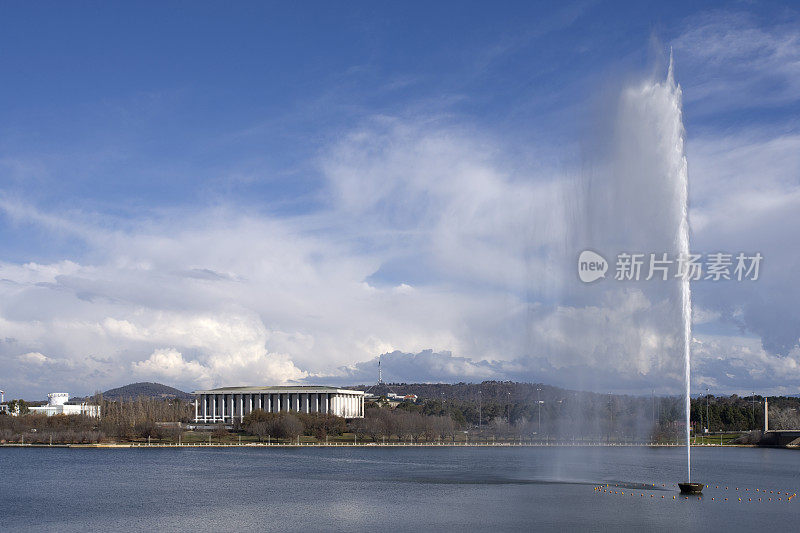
xmin=193 ymin=386 xmax=365 ymax=423
xmin=387 ymin=393 xmax=418 ymax=402
xmin=28 ymin=393 xmax=101 ymax=418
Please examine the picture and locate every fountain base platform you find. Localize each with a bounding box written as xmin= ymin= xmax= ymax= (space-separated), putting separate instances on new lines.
xmin=678 ymin=483 xmax=704 ymax=495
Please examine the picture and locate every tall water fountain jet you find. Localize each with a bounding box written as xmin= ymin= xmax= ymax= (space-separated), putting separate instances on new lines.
xmin=668 ymin=53 xmax=698 ymax=492
xmin=574 ymin=51 xmax=698 ymax=492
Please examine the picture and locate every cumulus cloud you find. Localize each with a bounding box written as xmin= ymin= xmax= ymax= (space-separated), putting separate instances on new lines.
xmin=131 ymin=348 xmax=211 ymax=385
xmin=1 ymin=49 xmax=799 ymax=398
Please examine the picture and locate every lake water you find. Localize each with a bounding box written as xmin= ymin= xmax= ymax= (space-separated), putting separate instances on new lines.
xmin=1 ymin=446 xmax=797 ymax=531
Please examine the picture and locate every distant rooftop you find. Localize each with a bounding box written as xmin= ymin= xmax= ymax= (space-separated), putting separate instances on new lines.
xmin=193 ymin=385 xmax=363 ymax=394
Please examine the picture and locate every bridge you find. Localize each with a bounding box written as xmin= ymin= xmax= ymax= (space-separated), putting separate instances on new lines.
xmin=762 ymin=399 xmax=800 ymax=446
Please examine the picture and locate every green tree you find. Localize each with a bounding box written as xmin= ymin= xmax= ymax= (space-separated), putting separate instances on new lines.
xmin=7 ymin=399 xmax=29 ymax=415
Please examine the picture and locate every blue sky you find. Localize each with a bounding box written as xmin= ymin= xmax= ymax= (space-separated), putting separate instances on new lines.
xmin=1 ymin=2 xmax=799 ymax=398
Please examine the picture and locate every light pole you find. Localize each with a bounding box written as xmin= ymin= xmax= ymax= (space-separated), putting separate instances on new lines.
xmin=705 ymin=387 xmax=709 ymax=437
xmin=537 ymin=388 xmax=542 ymax=435
xmin=652 ymin=389 xmax=655 ymax=426
xmin=478 ymin=390 xmax=482 ymax=429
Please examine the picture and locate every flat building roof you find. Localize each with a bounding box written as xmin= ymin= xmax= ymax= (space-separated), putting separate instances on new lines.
xmin=193 ymin=386 xmax=364 ymax=395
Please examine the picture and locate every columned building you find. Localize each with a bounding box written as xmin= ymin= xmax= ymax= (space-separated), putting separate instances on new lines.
xmin=193 ymin=386 xmax=365 ymax=423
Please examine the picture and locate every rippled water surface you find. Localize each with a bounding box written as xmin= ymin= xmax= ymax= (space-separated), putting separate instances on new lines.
xmin=1 ymin=446 xmax=797 ymax=531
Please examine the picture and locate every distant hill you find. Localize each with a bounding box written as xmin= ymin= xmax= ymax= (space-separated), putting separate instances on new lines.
xmin=101 ymin=382 xmax=193 ymax=401
xmin=347 ymin=381 xmax=571 ymax=403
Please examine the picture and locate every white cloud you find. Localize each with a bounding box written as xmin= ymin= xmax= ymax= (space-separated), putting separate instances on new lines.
xmin=131 ymin=348 xmax=211 ymax=385
xmin=672 ymin=12 xmax=800 ymax=112
xmin=1 ymin=61 xmax=799 ymax=398
xmin=17 ymin=352 xmax=50 ymax=365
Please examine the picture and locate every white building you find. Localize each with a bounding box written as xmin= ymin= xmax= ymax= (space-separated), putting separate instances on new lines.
xmin=28 ymin=393 xmax=101 ymax=418
xmin=193 ymin=386 xmax=365 ymax=423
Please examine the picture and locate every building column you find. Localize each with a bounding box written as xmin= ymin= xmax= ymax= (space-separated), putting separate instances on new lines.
xmin=257 ymin=393 xmax=262 ymax=411
xmin=228 ymin=395 xmax=234 ymax=423
xmin=212 ymin=394 xmax=217 ymax=421
xmin=239 ymin=395 xmax=244 ymax=422
xmin=323 ymin=393 xmax=329 ymax=415
xmin=194 ymin=398 xmax=198 ymax=422
xmin=202 ymin=394 xmax=207 ymax=422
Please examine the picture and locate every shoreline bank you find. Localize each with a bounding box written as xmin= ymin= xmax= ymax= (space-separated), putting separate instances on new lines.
xmin=1 ymin=442 xmax=780 ymax=449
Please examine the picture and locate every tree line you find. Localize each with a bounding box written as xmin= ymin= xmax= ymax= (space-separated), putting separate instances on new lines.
xmin=3 ymin=386 xmax=797 ymax=444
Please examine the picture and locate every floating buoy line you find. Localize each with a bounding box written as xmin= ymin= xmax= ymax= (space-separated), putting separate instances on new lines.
xmin=593 ymin=483 xmax=796 ymax=503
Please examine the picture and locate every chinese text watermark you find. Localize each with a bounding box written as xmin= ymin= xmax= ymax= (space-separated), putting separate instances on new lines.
xmin=578 ymin=251 xmax=762 ymax=283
